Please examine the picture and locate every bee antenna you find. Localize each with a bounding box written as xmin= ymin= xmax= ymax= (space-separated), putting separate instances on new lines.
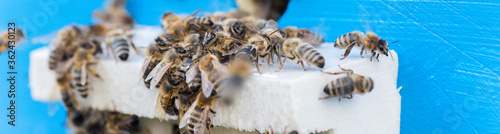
xmin=268 ymin=29 xmax=280 ymax=36
xmin=388 ymin=40 xmax=399 ymax=47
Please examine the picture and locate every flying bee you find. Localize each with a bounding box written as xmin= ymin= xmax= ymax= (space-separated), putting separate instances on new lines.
xmin=334 ymin=31 xmax=397 ymax=61
xmin=105 ymin=29 xmax=138 ymax=61
xmin=93 ymin=0 xmax=135 ymax=30
xmin=277 ymin=38 xmax=325 ymax=71
xmin=280 ymin=26 xmax=325 ymax=47
xmin=69 ymin=40 xmax=102 ymax=98
xmin=104 ymin=111 xmax=141 ymax=134
xmin=49 ymin=25 xmax=82 ymax=70
xmin=0 ymin=28 xmax=25 ymax=53
xmin=319 ymin=66 xmax=374 ymax=101
xmin=196 ymin=53 xmax=232 ymax=98
xmin=179 ymin=92 xmax=216 ymax=134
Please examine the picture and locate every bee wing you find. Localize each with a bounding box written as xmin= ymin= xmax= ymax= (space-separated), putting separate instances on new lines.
xmin=265 ymin=20 xmax=279 ymax=30
xmin=200 ymin=70 xmax=214 ymax=98
xmin=155 ymin=90 xmax=167 ymax=121
xmin=211 ymin=58 xmax=230 ymax=76
xmin=188 ymin=8 xmax=203 ymax=18
xmin=194 ymin=106 xmax=210 ymax=134
xmin=150 ymin=62 xmax=174 ymax=89
xmin=245 ymin=23 xmax=261 ymax=33
xmin=179 ymin=99 xmax=198 ymax=128
xmin=186 ymin=64 xmax=199 ymax=83
xmin=80 ymin=60 xmax=87 ymax=85
xmin=145 ymin=59 xmax=166 ymax=81
xmin=138 ymin=56 xmax=153 ymax=84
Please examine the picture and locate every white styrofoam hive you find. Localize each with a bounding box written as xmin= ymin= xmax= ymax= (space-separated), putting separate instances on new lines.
xmin=29 ymin=26 xmax=400 ymax=134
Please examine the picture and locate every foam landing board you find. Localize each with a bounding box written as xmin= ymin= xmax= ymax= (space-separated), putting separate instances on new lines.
xmin=28 ymin=26 xmax=400 ymax=134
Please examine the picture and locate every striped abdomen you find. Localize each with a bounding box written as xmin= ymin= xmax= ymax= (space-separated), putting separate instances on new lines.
xmin=113 ymin=38 xmax=130 ymax=61
xmin=333 ymin=31 xmax=363 ymax=49
xmin=298 ymin=30 xmax=325 ymax=47
xmin=186 ymin=106 xmax=207 ymax=134
xmin=298 ymin=43 xmax=325 ymax=68
xmin=323 ymin=77 xmax=354 ymax=97
xmin=71 ymin=68 xmax=90 ymax=98
xmin=207 ymin=69 xmax=228 ymax=95
xmin=236 ymin=45 xmax=257 ymax=62
xmin=187 ymin=17 xmax=214 ymax=32
xmin=61 ymin=87 xmax=77 ymax=111
xmin=48 ymin=48 xmax=62 ymax=70
xmin=188 ymin=70 xmax=202 ymax=94
xmin=229 ymin=22 xmax=246 ymax=39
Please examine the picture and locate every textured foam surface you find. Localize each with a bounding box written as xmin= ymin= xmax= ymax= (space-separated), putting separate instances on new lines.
xmin=29 ymin=26 xmax=400 ymax=134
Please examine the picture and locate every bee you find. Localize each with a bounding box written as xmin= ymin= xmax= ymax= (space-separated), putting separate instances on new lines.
xmin=161 ymin=11 xmax=181 ymax=31
xmin=155 ymin=65 xmax=187 ymax=119
xmin=49 ymin=25 xmax=82 ymax=70
xmin=57 ymin=70 xmax=80 ymax=111
xmin=245 ymin=20 xmax=283 ymax=67
xmin=104 ymin=111 xmax=141 ymax=133
xmin=280 ymin=26 xmax=325 ymax=47
xmin=179 ymin=92 xmax=216 ymax=134
xmin=167 ymin=8 xmax=210 ymax=35
xmin=277 ymin=38 xmax=325 ymax=71
xmin=333 ymin=31 xmax=397 ymax=61
xmin=66 ymin=110 xmax=86 ymax=128
xmin=105 ymin=29 xmax=138 ymax=61
xmin=319 ymin=66 xmax=374 ymax=101
xmin=70 ymin=40 xmax=102 ymax=98
xmin=82 ymin=23 xmax=108 ymax=39
xmin=155 ymin=33 xmax=183 ymax=51
xmin=0 ymin=28 xmax=25 ymax=53
xmin=197 ymin=53 xmax=231 ymax=98
xmin=139 ymin=42 xmax=165 ymax=88
xmin=223 ymin=18 xmax=248 ymax=40
xmin=145 ymin=48 xmax=187 ymax=89
xmin=204 ymin=31 xmax=244 ymax=58
xmin=182 ymin=33 xmax=202 ymax=59
xmin=241 ymin=16 xmax=267 ymax=29
xmin=93 ymin=0 xmax=135 ymax=30
xmin=74 ymin=110 xmax=107 ymax=134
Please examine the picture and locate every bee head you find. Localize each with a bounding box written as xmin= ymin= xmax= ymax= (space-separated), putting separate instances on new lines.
xmin=199 ymin=54 xmax=217 ymax=70
xmin=377 ymin=39 xmax=389 ymax=56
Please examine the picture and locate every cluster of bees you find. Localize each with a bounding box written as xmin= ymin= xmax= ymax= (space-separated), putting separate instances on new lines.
xmin=46 ymin=0 xmax=396 ymax=133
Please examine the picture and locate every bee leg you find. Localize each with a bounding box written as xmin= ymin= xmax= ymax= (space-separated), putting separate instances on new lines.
xmin=318 ymin=96 xmax=332 ymax=100
xmin=210 ymin=109 xmax=216 ymax=114
xmin=338 ymin=97 xmax=342 ymax=101
xmin=340 ymin=42 xmax=356 ymax=60
xmin=88 ymin=68 xmax=102 ymax=80
xmin=269 ymin=125 xmax=274 ymax=134
xmin=299 ymin=61 xmax=307 ymax=71
xmin=337 ymin=65 xmax=354 ymax=75
xmin=370 ymin=50 xmax=376 ymax=61
xmin=276 ymin=58 xmax=286 ymax=72
xmin=376 ymin=53 xmax=380 ymax=61
xmin=359 ymin=45 xmax=365 ymax=58
xmin=349 ymin=94 xmax=353 ymax=99
xmin=267 ymin=56 xmax=271 ymax=66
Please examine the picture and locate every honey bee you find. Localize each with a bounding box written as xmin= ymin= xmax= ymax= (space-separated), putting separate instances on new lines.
xmin=49 ymin=25 xmax=82 ymax=70
xmin=139 ymin=42 xmax=165 ymax=88
xmin=319 ymin=66 xmax=374 ymax=101
xmin=0 ymin=28 xmax=25 ymax=53
xmin=155 ymin=65 xmax=187 ymax=119
xmin=93 ymin=0 xmax=135 ymax=30
xmin=277 ymin=38 xmax=325 ymax=71
xmin=161 ymin=11 xmax=181 ymax=30
xmin=241 ymin=16 xmax=267 ymax=29
xmin=245 ymin=20 xmax=283 ymax=67
xmin=70 ymin=40 xmax=102 ymax=98
xmin=179 ymin=92 xmax=216 ymax=134
xmin=105 ymin=29 xmax=138 ymax=61
xmin=197 ymin=53 xmax=231 ymax=98
xmin=167 ymin=8 xmax=211 ymax=36
xmin=182 ymin=33 xmax=202 ymax=59
xmin=57 ymin=70 xmax=79 ymax=111
xmin=104 ymin=111 xmax=141 ymax=133
xmin=333 ymin=31 xmax=397 ymax=61
xmin=155 ymin=33 xmax=183 ymax=51
xmin=223 ymin=18 xmax=248 ymax=40
xmin=204 ymin=31 xmax=244 ymax=57
xmin=145 ymin=48 xmax=186 ymax=89
xmin=66 ymin=110 xmax=86 ymax=128
xmin=82 ymin=23 xmax=108 ymax=39
xmin=280 ymin=26 xmax=325 ymax=47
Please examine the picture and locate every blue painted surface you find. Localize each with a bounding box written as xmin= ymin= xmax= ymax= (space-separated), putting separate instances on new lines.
xmin=1 ymin=0 xmax=499 ymax=133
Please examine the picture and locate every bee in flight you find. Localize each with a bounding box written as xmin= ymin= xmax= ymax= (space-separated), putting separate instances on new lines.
xmin=0 ymin=28 xmax=25 ymax=54
xmin=333 ymin=31 xmax=397 ymax=61
xmin=277 ymin=38 xmax=325 ymax=71
xmin=319 ymin=66 xmax=374 ymax=101
xmin=280 ymin=26 xmax=324 ymax=47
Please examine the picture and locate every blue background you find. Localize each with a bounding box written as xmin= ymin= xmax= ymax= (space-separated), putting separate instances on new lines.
xmin=1 ymin=0 xmax=499 ymax=133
